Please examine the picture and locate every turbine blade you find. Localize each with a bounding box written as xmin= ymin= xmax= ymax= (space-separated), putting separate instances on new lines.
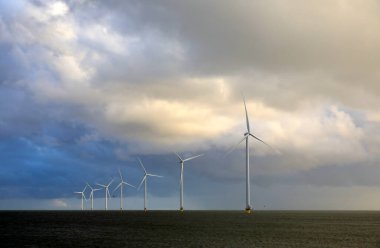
xmin=225 ymin=135 xmax=248 ymax=156
xmin=137 ymin=158 xmax=147 ymax=174
xmin=147 ymin=174 xmax=163 ymax=178
xmin=118 ymin=168 xmax=123 ymax=180
xmin=107 ymin=179 xmax=114 ymax=187
xmin=82 ymin=184 xmax=88 ymax=192
xmin=137 ymin=176 xmax=146 ymax=190
xmin=74 ymin=192 xmax=81 ymax=194
xmin=107 ymin=189 xmax=111 ymax=199
xmin=174 ymin=152 xmax=183 ymax=161
xmin=96 ymin=183 xmax=106 ymax=187
xmin=86 ymin=182 xmax=93 ymax=190
xmin=249 ymin=133 xmax=274 ymax=150
xmin=249 ymin=134 xmax=282 ymax=154
xmin=122 ymin=181 xmax=136 ymax=188
xmin=243 ymin=96 xmax=250 ymax=133
xmin=183 ymin=154 xmax=203 ymax=162
xmin=113 ymin=183 xmax=122 ymax=193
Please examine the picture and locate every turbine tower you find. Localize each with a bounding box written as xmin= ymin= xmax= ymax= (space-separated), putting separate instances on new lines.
xmin=227 ymin=97 xmax=273 ymax=213
xmin=96 ymin=179 xmax=114 ymax=211
xmin=74 ymin=185 xmax=87 ymax=210
xmin=137 ymin=158 xmax=162 ymax=212
xmin=86 ymin=183 xmax=101 ymax=210
xmin=175 ymin=153 xmax=203 ymax=211
xmin=113 ymin=169 xmax=135 ymax=210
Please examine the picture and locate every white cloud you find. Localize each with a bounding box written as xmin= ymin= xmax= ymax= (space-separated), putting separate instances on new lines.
xmin=47 ymin=1 xmax=69 ymax=17
xmin=50 ymin=198 xmax=68 ymax=208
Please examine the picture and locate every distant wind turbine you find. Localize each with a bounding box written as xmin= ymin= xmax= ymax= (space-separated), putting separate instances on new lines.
xmin=74 ymin=185 xmax=87 ymax=210
xmin=227 ymin=97 xmax=274 ymax=213
xmin=113 ymin=169 xmax=135 ymax=210
xmin=137 ymin=158 xmax=162 ymax=211
xmin=86 ymin=183 xmax=101 ymax=210
xmin=96 ymin=179 xmax=114 ymax=211
xmin=175 ymin=153 xmax=203 ymax=211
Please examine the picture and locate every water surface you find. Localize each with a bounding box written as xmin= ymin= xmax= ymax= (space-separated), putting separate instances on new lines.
xmin=1 ymin=211 xmax=380 ymax=247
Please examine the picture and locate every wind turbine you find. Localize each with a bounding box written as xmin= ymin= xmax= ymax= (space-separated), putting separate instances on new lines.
xmin=86 ymin=183 xmax=101 ymax=210
xmin=96 ymin=179 xmax=114 ymax=211
xmin=174 ymin=153 xmax=203 ymax=211
xmin=113 ymin=169 xmax=135 ymax=210
xmin=137 ymin=158 xmax=162 ymax=211
xmin=227 ymin=97 xmax=273 ymax=213
xmin=74 ymin=185 xmax=87 ymax=210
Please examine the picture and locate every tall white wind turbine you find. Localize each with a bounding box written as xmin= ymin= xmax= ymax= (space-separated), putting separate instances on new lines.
xmin=175 ymin=153 xmax=203 ymax=211
xmin=74 ymin=185 xmax=87 ymax=210
xmin=137 ymin=158 xmax=162 ymax=211
xmin=86 ymin=183 xmax=101 ymax=210
xmin=227 ymin=97 xmax=273 ymax=213
xmin=113 ymin=169 xmax=135 ymax=210
xmin=96 ymin=179 xmax=114 ymax=211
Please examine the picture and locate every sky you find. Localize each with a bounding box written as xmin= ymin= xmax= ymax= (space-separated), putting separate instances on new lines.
xmin=1 ymin=0 xmax=380 ymax=210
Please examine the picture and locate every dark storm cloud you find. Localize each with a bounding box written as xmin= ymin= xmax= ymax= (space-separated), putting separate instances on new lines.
xmin=0 ymin=132 xmax=194 ymax=199
xmin=82 ymin=0 xmax=380 ymax=109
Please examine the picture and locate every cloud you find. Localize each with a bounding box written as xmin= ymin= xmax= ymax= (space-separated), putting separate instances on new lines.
xmin=1 ymin=0 xmax=380 ymax=209
xmin=51 ymin=198 xmax=68 ymax=208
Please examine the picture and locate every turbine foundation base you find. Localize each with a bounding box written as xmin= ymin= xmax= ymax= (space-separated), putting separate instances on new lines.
xmin=245 ymin=207 xmax=252 ymax=214
xmin=180 ymin=207 xmax=184 ymax=212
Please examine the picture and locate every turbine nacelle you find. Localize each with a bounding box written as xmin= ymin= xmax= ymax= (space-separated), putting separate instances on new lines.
xmin=137 ymin=158 xmax=163 ymax=190
xmin=175 ymin=152 xmax=203 ymax=164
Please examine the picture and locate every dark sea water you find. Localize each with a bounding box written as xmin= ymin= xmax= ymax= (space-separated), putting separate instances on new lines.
xmin=1 ymin=211 xmax=380 ymax=247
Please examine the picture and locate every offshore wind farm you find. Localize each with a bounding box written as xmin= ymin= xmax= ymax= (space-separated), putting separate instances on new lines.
xmin=2 ymin=0 xmax=380 ymax=247
xmin=71 ymin=99 xmax=271 ymax=212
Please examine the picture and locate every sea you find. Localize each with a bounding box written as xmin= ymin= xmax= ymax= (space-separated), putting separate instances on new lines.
xmin=1 ymin=210 xmax=380 ymax=247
